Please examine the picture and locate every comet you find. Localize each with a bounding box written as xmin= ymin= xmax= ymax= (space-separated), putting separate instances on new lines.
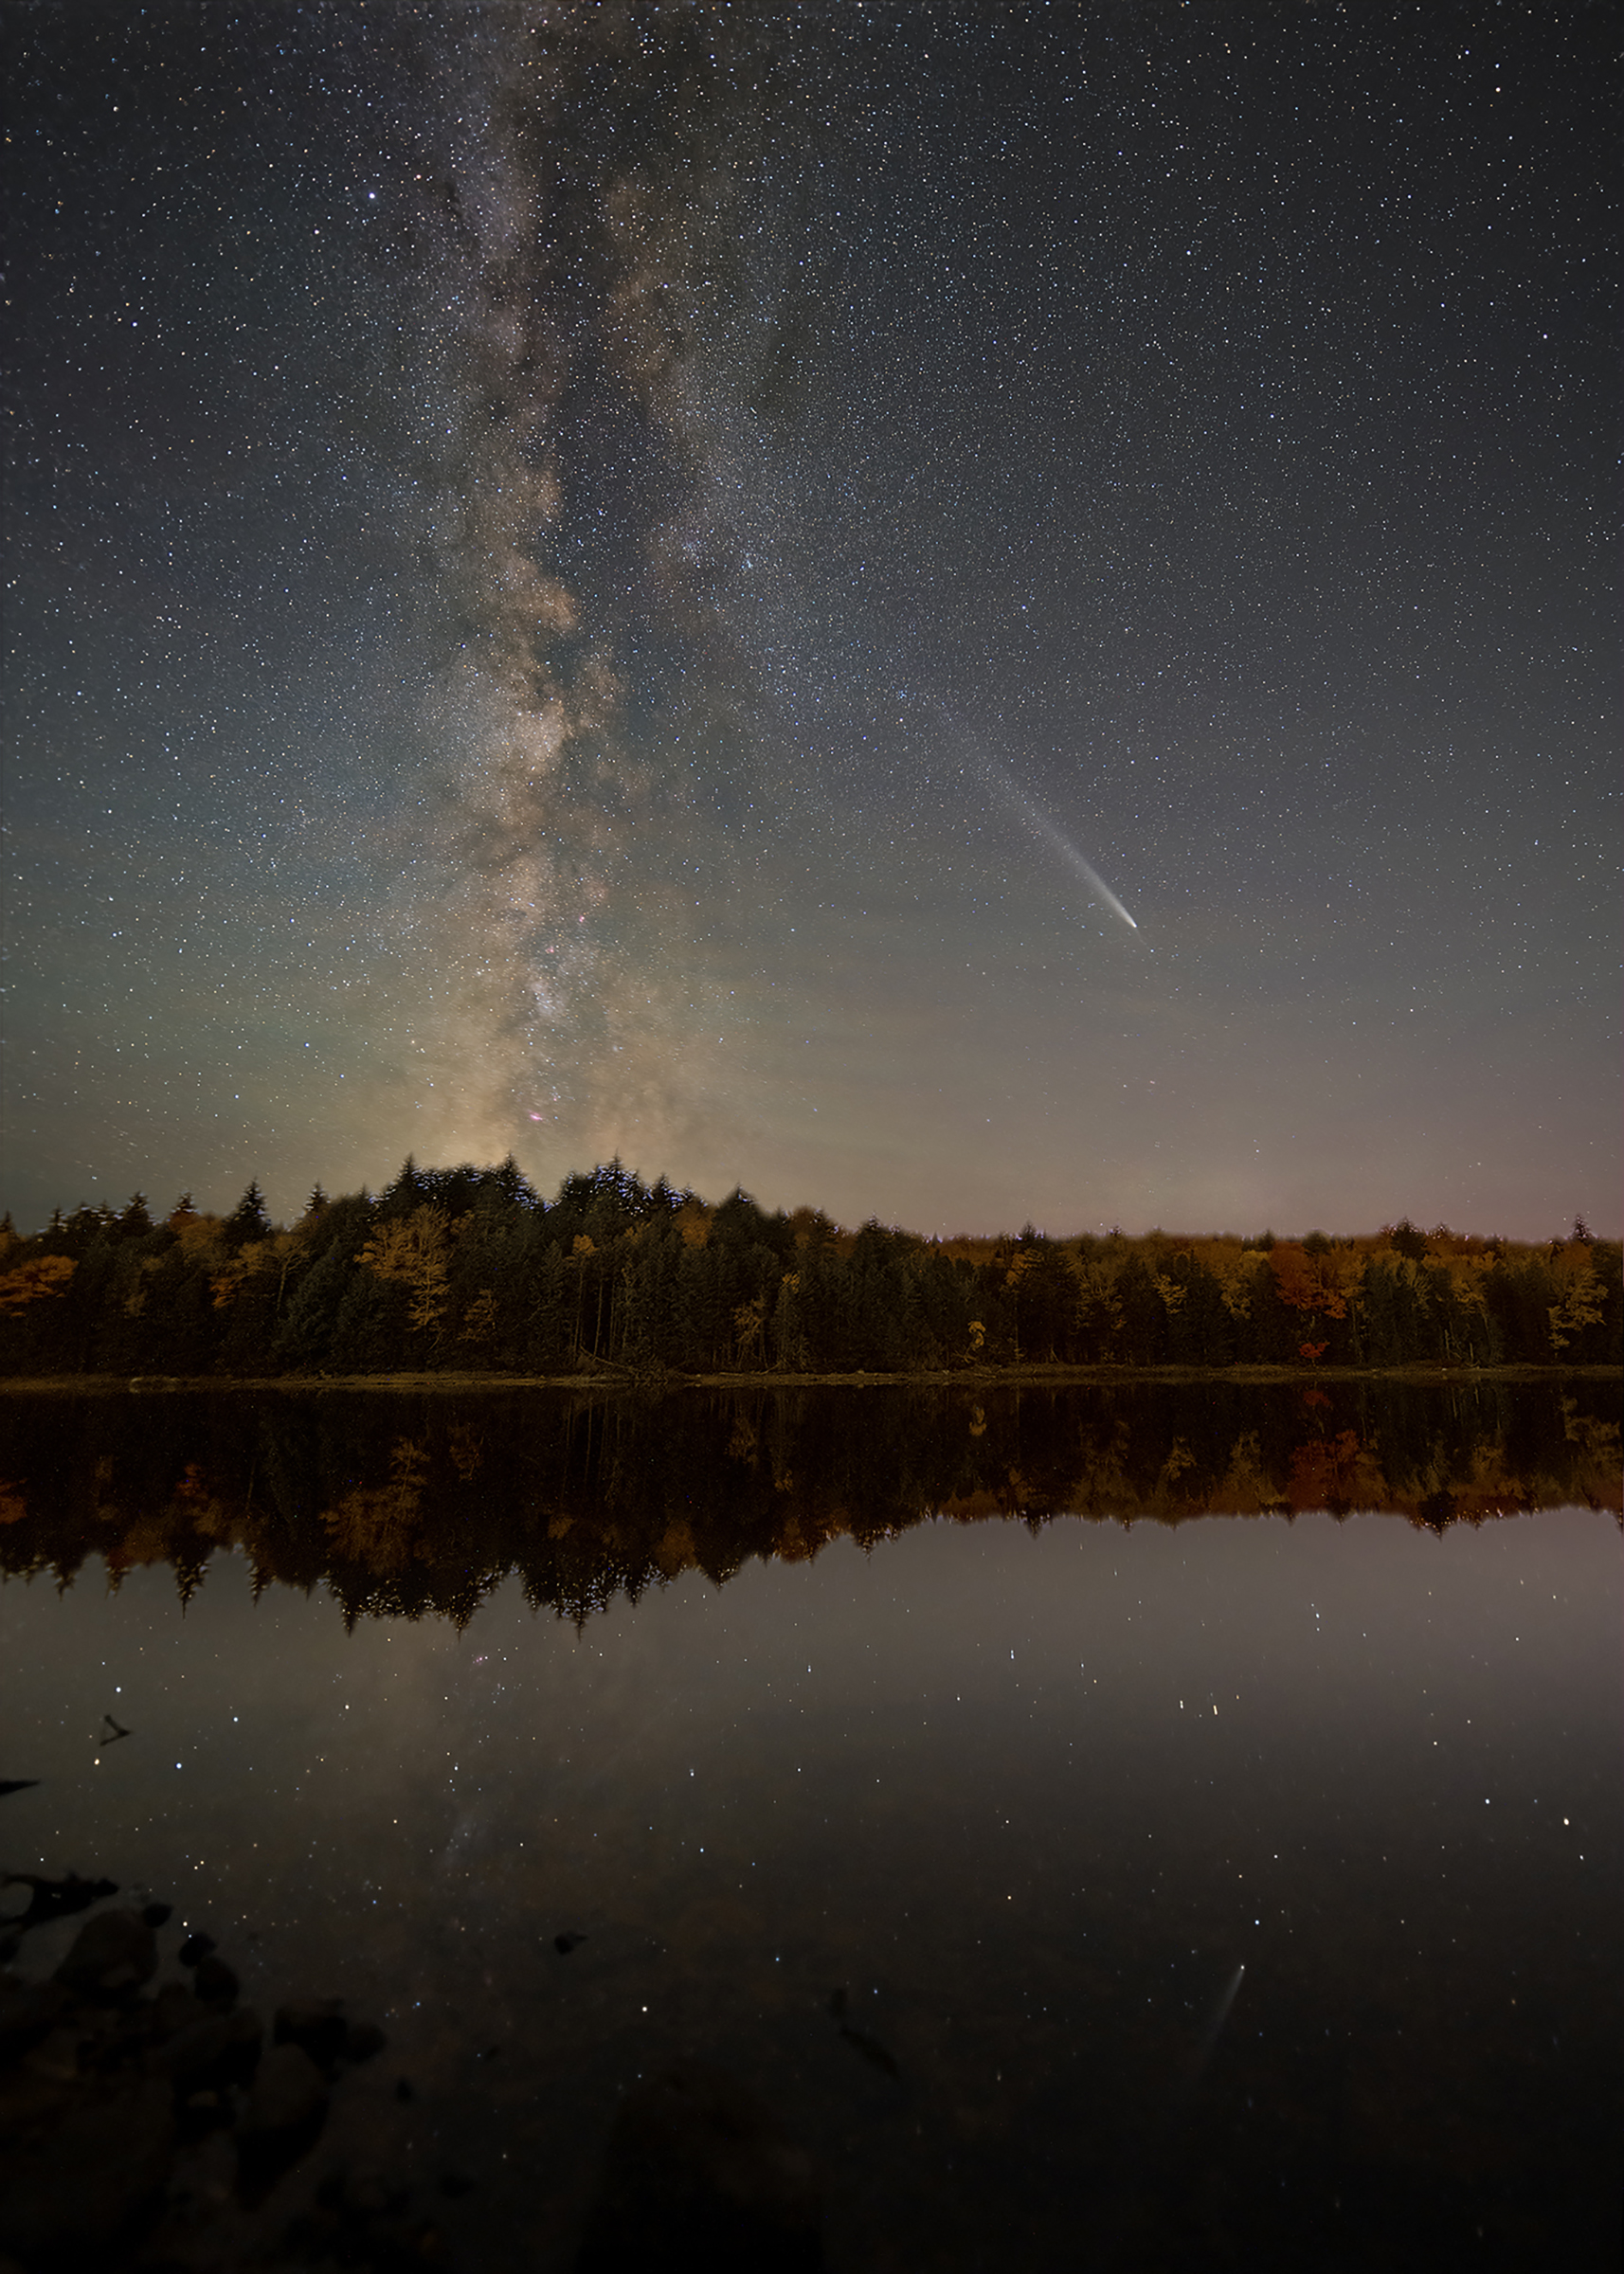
xmin=921 ymin=695 xmax=1139 ymax=931
xmin=1015 ymin=795 xmax=1139 ymax=929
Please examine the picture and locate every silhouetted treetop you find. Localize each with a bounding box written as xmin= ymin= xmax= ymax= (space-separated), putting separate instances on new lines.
xmin=223 ymin=1181 xmax=271 ymax=1251
xmin=0 ymin=1160 xmax=1616 ymax=1380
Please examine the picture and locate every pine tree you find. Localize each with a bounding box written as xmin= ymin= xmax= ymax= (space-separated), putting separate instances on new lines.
xmin=223 ymin=1181 xmax=271 ymax=1252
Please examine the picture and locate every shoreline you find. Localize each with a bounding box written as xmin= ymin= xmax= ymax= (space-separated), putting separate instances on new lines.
xmin=2 ymin=1362 xmax=1618 ymax=1397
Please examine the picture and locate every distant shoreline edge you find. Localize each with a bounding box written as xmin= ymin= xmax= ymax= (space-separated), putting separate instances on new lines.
xmin=3 ymin=1363 xmax=1619 ymax=1397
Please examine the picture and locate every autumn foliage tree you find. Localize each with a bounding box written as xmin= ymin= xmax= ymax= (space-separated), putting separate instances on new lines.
xmin=0 ymin=1167 xmax=1616 ymax=1379
xmin=356 ymin=1206 xmax=454 ymax=1338
xmin=0 ymin=1253 xmax=78 ymax=1314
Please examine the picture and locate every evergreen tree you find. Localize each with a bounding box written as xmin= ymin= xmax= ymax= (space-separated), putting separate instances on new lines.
xmin=328 ymin=1265 xmax=407 ymax=1374
xmin=381 ymin=1156 xmax=430 ymax=1218
xmin=524 ymin=1240 xmax=568 ymax=1372
xmin=223 ymin=1180 xmax=271 ymax=1252
xmin=1114 ymin=1255 xmax=1167 ymax=1366
xmin=1164 ymin=1254 xmax=1234 ymax=1367
xmin=272 ymin=1194 xmax=374 ymax=1371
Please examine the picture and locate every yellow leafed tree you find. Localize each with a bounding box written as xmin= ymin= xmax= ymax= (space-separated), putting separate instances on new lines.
xmin=1194 ymin=1242 xmax=1269 ymax=1321
xmin=1068 ymin=1254 xmax=1124 ymax=1339
xmin=0 ymin=1254 xmax=78 ymax=1315
xmin=208 ymin=1226 xmax=311 ymax=1313
xmin=356 ymin=1206 xmax=453 ymax=1333
xmin=1547 ymin=1244 xmax=1606 ymax=1355
xmin=733 ymin=1295 xmax=767 ymax=1366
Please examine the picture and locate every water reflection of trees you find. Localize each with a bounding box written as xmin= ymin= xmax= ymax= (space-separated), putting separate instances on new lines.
xmin=1 ymin=1381 xmax=1616 ymax=1626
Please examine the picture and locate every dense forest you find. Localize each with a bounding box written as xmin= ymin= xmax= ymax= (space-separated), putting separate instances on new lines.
xmin=0 ymin=1158 xmax=1618 ymax=1378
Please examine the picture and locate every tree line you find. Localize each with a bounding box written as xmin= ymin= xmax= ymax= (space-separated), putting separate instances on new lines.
xmin=1 ymin=1157 xmax=1618 ymax=1378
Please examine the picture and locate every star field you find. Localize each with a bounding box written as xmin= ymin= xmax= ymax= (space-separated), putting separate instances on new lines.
xmin=5 ymin=3 xmax=1616 ymax=1237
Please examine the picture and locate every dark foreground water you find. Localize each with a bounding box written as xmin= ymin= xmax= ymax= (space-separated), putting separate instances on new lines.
xmin=1 ymin=1381 xmax=1620 ymax=2270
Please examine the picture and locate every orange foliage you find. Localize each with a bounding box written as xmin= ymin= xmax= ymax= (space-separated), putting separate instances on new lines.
xmin=675 ymin=1203 xmax=712 ymax=1250
xmin=0 ymin=1254 xmax=77 ymax=1314
xmin=356 ymin=1207 xmax=452 ymax=1332
xmin=1270 ymin=1243 xmax=1348 ymax=1320
xmin=1287 ymin=1429 xmax=1375 ymax=1511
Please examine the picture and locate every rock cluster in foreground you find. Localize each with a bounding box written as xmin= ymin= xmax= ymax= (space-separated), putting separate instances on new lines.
xmin=1 ymin=1885 xmax=828 ymax=2272
xmin=0 ymin=1897 xmax=436 ymax=2271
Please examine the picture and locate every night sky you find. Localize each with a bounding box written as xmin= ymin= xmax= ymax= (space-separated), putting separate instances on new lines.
xmin=6 ymin=3 xmax=1616 ymax=1239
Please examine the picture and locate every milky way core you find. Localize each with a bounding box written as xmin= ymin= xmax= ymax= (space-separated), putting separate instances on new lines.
xmin=5 ymin=6 xmax=1616 ymax=1236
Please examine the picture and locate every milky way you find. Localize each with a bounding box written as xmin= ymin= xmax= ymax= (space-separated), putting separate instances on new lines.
xmin=6 ymin=4 xmax=1616 ymax=1236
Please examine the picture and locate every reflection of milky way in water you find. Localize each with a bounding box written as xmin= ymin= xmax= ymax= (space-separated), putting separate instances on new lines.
xmin=1 ymin=1488 xmax=1617 ymax=2268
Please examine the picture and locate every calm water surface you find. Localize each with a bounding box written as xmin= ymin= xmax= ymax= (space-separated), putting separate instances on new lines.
xmin=1 ymin=1384 xmax=1619 ymax=2270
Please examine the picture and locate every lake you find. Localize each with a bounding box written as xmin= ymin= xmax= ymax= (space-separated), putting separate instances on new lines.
xmin=2 ymin=1379 xmax=1620 ymax=2270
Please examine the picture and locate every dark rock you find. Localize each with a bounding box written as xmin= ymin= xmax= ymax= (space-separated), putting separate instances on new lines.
xmin=0 ymin=2078 xmax=174 ymax=2262
xmin=192 ymin=1951 xmax=240 ymax=2010
xmin=553 ymin=1930 xmax=587 ymax=1955
xmin=839 ymin=2024 xmax=900 ymax=2079
xmin=18 ymin=2023 xmax=84 ymax=2085
xmin=235 ymin=2043 xmax=329 ymax=2204
xmin=394 ymin=2077 xmax=415 ymax=2103
xmin=177 ymin=1930 xmax=216 ymax=1967
xmin=149 ymin=1980 xmax=203 ymax=2039
xmin=0 ymin=1973 xmax=68 ymax=2059
xmin=239 ymin=2042 xmax=328 ymax=2139
xmin=2 ymin=1870 xmax=118 ymax=1933
xmin=296 ymin=2168 xmax=442 ymax=2269
xmin=274 ymin=1995 xmax=347 ymax=2070
xmin=342 ymin=2019 xmax=387 ymax=2065
xmin=141 ymin=1900 xmax=174 ymax=1928
xmin=153 ymin=2004 xmax=262 ymax=2094
xmin=150 ymin=2012 xmax=231 ymax=2082
xmin=576 ymin=2061 xmax=822 ymax=2272
xmin=322 ymin=2164 xmax=409 ymax=2218
xmin=56 ymin=1906 xmax=157 ymax=1998
xmin=0 ymin=2060 xmax=77 ymax=2135
xmin=439 ymin=2169 xmax=475 ymax=2197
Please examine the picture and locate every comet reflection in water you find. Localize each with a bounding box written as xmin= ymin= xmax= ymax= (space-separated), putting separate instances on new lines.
xmin=1187 ymin=1961 xmax=1247 ymax=2090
